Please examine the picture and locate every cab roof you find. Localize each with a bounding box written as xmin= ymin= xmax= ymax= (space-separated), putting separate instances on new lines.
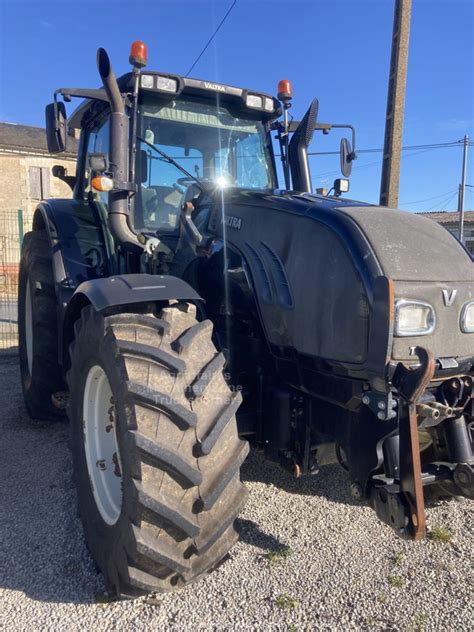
xmin=67 ymin=71 xmax=280 ymax=132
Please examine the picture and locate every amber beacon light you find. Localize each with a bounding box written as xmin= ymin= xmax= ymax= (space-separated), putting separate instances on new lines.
xmin=129 ymin=40 xmax=148 ymax=68
xmin=277 ymin=79 xmax=292 ymax=103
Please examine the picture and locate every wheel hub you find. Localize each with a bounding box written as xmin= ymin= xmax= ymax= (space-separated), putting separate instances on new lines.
xmin=83 ymin=365 xmax=123 ymax=525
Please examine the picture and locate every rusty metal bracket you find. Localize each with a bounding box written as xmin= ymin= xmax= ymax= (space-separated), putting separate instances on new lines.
xmin=392 ymin=347 xmax=435 ymax=403
xmin=392 ymin=346 xmax=435 ymax=540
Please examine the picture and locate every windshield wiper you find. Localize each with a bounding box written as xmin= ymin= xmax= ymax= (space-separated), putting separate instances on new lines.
xmin=137 ymin=136 xmax=204 ymax=191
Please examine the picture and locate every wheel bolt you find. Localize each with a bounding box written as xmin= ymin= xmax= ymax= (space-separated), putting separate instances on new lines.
xmin=350 ymin=483 xmax=364 ymax=501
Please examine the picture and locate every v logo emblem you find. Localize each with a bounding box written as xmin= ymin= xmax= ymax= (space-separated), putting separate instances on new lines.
xmin=442 ymin=289 xmax=457 ymax=306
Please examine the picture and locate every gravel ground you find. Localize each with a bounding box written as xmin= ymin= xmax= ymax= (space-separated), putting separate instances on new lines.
xmin=0 ymin=355 xmax=472 ymax=631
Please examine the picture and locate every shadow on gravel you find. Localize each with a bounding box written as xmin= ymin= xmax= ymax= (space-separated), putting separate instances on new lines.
xmin=236 ymin=518 xmax=286 ymax=551
xmin=0 ymin=357 xmax=103 ymax=605
xmin=241 ymin=448 xmax=360 ymax=507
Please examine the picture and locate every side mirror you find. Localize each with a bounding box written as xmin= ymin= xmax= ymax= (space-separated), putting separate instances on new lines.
xmin=45 ymin=101 xmax=67 ymax=153
xmin=88 ymin=153 xmax=109 ymax=173
xmin=340 ymin=137 xmax=356 ymax=178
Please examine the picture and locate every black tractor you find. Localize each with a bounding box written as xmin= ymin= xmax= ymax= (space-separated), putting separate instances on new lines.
xmin=18 ymin=41 xmax=473 ymax=598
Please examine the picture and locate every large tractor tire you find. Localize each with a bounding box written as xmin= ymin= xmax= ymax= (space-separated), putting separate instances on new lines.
xmin=18 ymin=230 xmax=65 ymax=420
xmin=67 ymin=302 xmax=248 ymax=597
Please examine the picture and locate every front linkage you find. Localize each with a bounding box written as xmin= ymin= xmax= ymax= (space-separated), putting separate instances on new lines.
xmin=274 ymin=346 xmax=473 ymax=541
xmin=369 ymin=346 xmax=473 ymax=539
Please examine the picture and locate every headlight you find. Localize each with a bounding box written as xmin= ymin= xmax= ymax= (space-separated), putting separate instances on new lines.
xmin=246 ymin=94 xmax=263 ymax=109
xmin=156 ymin=75 xmax=178 ymax=93
xmin=460 ymin=300 xmax=474 ymax=333
xmin=140 ymin=74 xmax=154 ymax=89
xmin=394 ymin=300 xmax=436 ymax=337
xmin=264 ymin=97 xmax=274 ymax=112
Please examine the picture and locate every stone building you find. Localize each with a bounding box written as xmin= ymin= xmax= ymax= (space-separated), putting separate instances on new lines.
xmin=418 ymin=211 xmax=474 ymax=257
xmin=0 ymin=122 xmax=77 ymax=305
xmin=0 ymin=121 xmax=77 ymax=233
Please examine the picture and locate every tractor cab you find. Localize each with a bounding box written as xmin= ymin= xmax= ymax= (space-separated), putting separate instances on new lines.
xmin=46 ymin=42 xmax=356 ymax=260
xmin=132 ymin=86 xmax=278 ymax=232
xmin=54 ymin=57 xmax=280 ymax=253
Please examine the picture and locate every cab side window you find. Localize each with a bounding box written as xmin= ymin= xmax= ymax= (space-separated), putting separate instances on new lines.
xmin=139 ymin=144 xmax=203 ymax=231
xmin=235 ymin=133 xmax=270 ymax=189
xmin=84 ymin=117 xmax=110 ymax=204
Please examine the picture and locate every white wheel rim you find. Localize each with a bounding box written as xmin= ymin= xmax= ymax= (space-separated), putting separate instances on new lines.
xmin=25 ymin=279 xmax=33 ymax=375
xmin=83 ymin=365 xmax=123 ymax=525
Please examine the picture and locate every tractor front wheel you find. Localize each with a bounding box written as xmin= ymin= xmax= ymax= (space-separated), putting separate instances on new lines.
xmin=67 ymin=302 xmax=248 ymax=597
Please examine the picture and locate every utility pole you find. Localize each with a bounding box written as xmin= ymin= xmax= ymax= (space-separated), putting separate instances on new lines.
xmin=379 ymin=0 xmax=412 ymax=208
xmin=457 ymin=135 xmax=469 ymax=244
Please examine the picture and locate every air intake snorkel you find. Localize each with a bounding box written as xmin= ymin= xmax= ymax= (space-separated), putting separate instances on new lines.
xmin=288 ymin=98 xmax=319 ymax=192
xmin=96 ymin=47 xmax=143 ymax=253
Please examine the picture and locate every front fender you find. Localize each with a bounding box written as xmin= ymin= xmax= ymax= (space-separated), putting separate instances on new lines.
xmin=61 ymin=274 xmax=202 ymax=366
xmin=71 ymin=274 xmax=202 ymax=312
xmin=33 ymin=198 xmax=113 ymax=287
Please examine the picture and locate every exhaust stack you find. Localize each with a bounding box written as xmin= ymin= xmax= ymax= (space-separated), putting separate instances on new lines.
xmin=96 ymin=48 xmax=142 ymax=253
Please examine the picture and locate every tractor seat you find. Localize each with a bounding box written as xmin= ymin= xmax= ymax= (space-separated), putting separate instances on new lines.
xmin=141 ymin=185 xmax=181 ymax=229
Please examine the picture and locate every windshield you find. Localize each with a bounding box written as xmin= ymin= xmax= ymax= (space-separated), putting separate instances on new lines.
xmin=135 ymin=95 xmax=276 ymax=231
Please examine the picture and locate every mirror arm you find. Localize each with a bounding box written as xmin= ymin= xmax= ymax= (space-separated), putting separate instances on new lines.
xmin=288 ymin=121 xmax=358 ymax=160
xmin=330 ymin=124 xmax=357 ymax=160
xmin=52 ymin=165 xmax=76 ymax=191
xmin=55 ymin=87 xmax=110 ymax=103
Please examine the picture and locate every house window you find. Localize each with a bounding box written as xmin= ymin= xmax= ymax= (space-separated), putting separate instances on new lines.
xmin=447 ymin=225 xmax=474 ymax=256
xmin=29 ymin=166 xmax=50 ymax=200
xmin=464 ymin=226 xmax=474 ymax=256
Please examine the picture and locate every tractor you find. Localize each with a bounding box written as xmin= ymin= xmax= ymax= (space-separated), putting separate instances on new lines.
xmin=18 ymin=41 xmax=473 ymax=598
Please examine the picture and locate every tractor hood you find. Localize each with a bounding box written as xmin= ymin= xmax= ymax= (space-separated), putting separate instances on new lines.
xmin=216 ymin=189 xmax=472 ymax=283
xmin=205 ymin=189 xmax=473 ymax=373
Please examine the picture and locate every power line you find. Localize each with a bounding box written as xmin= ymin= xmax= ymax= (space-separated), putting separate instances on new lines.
xmin=314 ymin=145 xmax=443 ymax=180
xmin=424 ymin=191 xmax=458 ymax=212
xmin=308 ymin=139 xmax=470 ymax=157
xmin=185 ymin=0 xmax=238 ymax=77
xmin=438 ymin=193 xmax=459 ymax=211
xmin=399 ymin=188 xmax=458 ymax=206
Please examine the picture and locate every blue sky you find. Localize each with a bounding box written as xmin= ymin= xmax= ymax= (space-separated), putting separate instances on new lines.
xmin=0 ymin=0 xmax=472 ymax=210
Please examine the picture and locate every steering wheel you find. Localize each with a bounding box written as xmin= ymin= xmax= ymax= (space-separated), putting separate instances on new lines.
xmin=173 ymin=177 xmax=198 ymax=195
xmin=178 ymin=176 xmax=197 ymax=186
xmin=173 ymin=170 xmax=236 ymax=196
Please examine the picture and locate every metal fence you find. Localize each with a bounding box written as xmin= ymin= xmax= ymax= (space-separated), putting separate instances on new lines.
xmin=0 ymin=210 xmax=26 ymax=353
